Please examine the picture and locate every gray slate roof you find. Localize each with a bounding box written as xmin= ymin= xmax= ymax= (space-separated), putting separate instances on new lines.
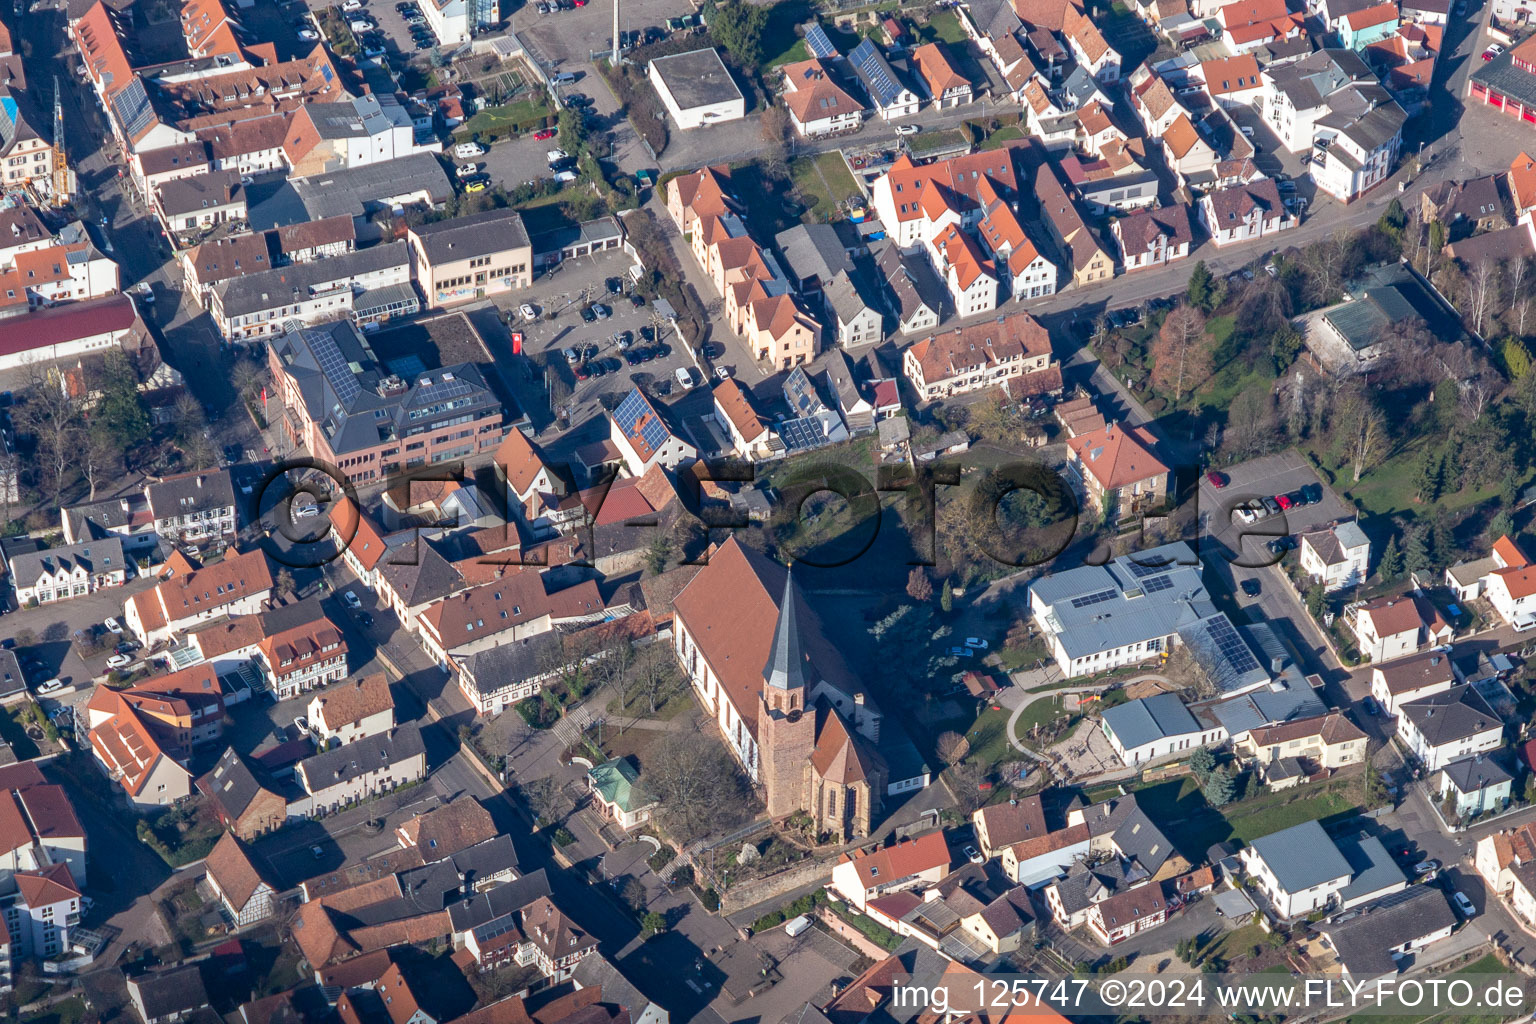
xmin=291 ymin=153 xmax=454 ymax=221
xmin=298 ymin=722 xmax=424 ymax=793
xmin=1102 ymin=692 xmax=1199 ymax=751
xmin=776 ymin=223 xmax=851 ymax=288
xmin=396 ymin=833 xmax=522 ymax=913
xmin=128 ymin=964 xmax=210 ymax=1020
xmin=1401 ymin=685 xmax=1500 ymax=747
xmin=1335 ymin=832 xmax=1407 ymax=904
xmin=145 ymin=470 xmax=235 ymax=520
xmin=1443 ymin=753 xmax=1513 ymax=794
xmin=212 ymin=241 xmax=410 ymax=318
xmin=649 ymin=48 xmax=743 ymax=110
xmin=1320 ymin=885 xmax=1457 ymax=977
xmin=413 ymin=207 xmax=531 ymax=264
xmin=1471 ymin=50 xmax=1536 ymax=109
xmin=1247 ymin=820 xmax=1352 ymax=893
xmin=199 ymin=748 xmax=273 ymax=822
xmin=446 ymin=868 xmax=552 ymax=931
xmin=7 ymin=537 xmax=126 ymax=590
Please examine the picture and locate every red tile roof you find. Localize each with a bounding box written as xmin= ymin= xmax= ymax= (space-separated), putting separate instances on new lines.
xmin=838 ymin=831 xmax=950 ymax=888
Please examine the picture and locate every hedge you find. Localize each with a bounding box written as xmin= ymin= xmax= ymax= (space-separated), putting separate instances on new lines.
xmin=750 ymin=888 xmax=826 ymax=933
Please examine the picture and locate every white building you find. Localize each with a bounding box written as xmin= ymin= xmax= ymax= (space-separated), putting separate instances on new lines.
xmin=1369 ymin=648 xmax=1458 ymax=717
xmin=308 ymin=673 xmax=395 ymax=746
xmin=1198 ymin=178 xmax=1295 ymax=246
xmin=1397 ymin=685 xmax=1503 ymax=772
xmin=1240 ymin=821 xmax=1354 ymax=919
xmin=295 ymin=724 xmax=427 ymax=815
xmin=7 ymin=538 xmax=128 ymax=607
xmin=1299 ymin=521 xmax=1370 ymax=591
xmin=649 ymin=49 xmax=746 ymax=130
xmin=419 ymin=0 xmax=494 ymax=45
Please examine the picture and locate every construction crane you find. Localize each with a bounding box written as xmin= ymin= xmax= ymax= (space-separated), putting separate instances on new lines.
xmin=50 ymin=75 xmax=73 ymax=207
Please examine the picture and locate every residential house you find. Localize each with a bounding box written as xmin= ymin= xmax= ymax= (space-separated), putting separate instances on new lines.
xmin=587 ymin=759 xmax=658 ymax=830
xmin=1397 ymin=685 xmax=1503 ymax=771
xmin=126 ymin=965 xmax=210 ymax=1024
xmin=123 ymin=548 xmax=274 ymax=646
xmin=8 ymin=538 xmax=127 ymax=607
xmin=1352 ymin=595 xmax=1452 ymax=663
xmin=1262 ymin=48 xmax=1378 ymax=152
xmin=1 ymin=863 xmax=86 ymax=968
xmin=1234 ymin=711 xmax=1368 ymax=768
xmin=1161 ymin=113 xmax=1220 ymax=179
xmin=1339 ymin=2 xmax=1399 ymax=49
xmin=144 ymin=470 xmax=238 ymax=546
xmin=1111 ymin=203 xmax=1193 ymax=271
xmin=608 ymin=387 xmax=698 ymax=477
xmin=829 ymin=832 xmax=951 ymax=911
xmin=257 ymin=616 xmax=348 ymax=700
xmin=781 ymin=59 xmax=863 ymax=137
xmin=743 ymin=293 xmax=820 ymax=371
xmin=867 ymin=150 xmax=1020 ymax=249
xmin=901 ymin=312 xmax=1056 ymax=401
xmin=1240 ymin=820 xmax=1405 ymax=919
xmin=198 ymin=749 xmax=288 ymax=840
xmin=1198 ymin=177 xmax=1294 ymax=245
xmin=1035 ymin=161 xmax=1115 ymax=285
xmin=87 ymin=694 xmax=196 ymax=811
xmin=209 ymin=241 xmax=414 ymax=342
xmin=309 ymin=674 xmax=395 ymax=746
xmin=154 ymin=171 xmax=246 ymax=236
xmin=1315 ymin=885 xmax=1458 ymax=978
xmin=1199 ymin=54 xmax=1265 ymax=105
xmin=824 ymin=271 xmax=885 ymax=348
xmin=1065 ymin=422 xmax=1168 ymax=516
xmin=1064 ymin=5 xmax=1119 ymax=80
xmin=775 ymin=223 xmax=850 ymax=296
xmin=712 ymin=378 xmax=775 ymax=459
xmin=1370 ymin=649 xmax=1459 ymax=717
xmin=849 ymin=38 xmax=922 ymax=120
xmin=1087 ymin=885 xmax=1166 ymax=945
xmin=912 ymin=44 xmax=972 ymax=107
xmin=972 ymin=796 xmax=1048 ymax=860
xmin=876 ymin=243 xmax=945 ymax=335
xmin=396 ymin=797 xmax=498 ymax=859
xmin=295 ymin=724 xmax=427 ymax=815
xmin=926 ymin=223 xmax=999 ymax=317
xmin=1509 ymin=153 xmax=1536 ymax=216
xmin=1298 ymin=521 xmax=1370 ymax=591
xmin=1438 ymin=755 xmax=1512 ymax=820
xmin=1483 ymin=539 xmax=1536 ymax=630
xmin=0 ymin=763 xmax=87 ymax=887
xmin=204 ymin=832 xmax=276 ymax=926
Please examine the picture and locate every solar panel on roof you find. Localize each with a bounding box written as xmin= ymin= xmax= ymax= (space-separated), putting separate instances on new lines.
xmin=614 ymin=388 xmax=670 ymax=452
xmin=1126 ymin=556 xmax=1178 ymax=579
xmin=778 ymin=416 xmax=827 ymax=453
xmin=114 ymin=78 xmax=155 ymax=141
xmin=1070 ymin=589 xmax=1116 ymax=608
xmin=805 ymin=22 xmax=838 ymax=58
xmin=1204 ymin=616 xmax=1261 ymax=677
xmin=309 ymin=326 xmax=362 ymax=405
xmin=1142 ymin=574 xmax=1174 ymax=594
xmin=852 ymin=38 xmax=903 ymax=106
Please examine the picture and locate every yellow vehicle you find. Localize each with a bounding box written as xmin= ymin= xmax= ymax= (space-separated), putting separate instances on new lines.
xmin=465 ymin=179 xmax=488 ymax=193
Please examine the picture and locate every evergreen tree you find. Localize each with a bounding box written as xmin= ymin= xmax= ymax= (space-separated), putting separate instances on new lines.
xmin=1404 ymin=526 xmax=1432 ymax=577
xmin=1187 ymin=261 xmax=1215 ymax=312
xmin=940 ymin=584 xmax=953 ymax=614
xmin=1203 ymin=767 xmax=1235 ymax=806
xmin=1305 ymin=583 xmax=1326 ymax=619
xmin=1415 ymin=447 xmax=1444 ymax=503
xmin=1430 ymin=509 xmax=1454 ymax=569
xmin=1489 ymin=510 xmax=1515 ymax=544
xmin=1189 ymin=746 xmax=1216 ymax=781
xmin=1379 ymin=536 xmax=1404 ymax=583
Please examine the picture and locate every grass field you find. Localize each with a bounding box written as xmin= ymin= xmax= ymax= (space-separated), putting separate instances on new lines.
xmin=457 ymin=95 xmax=552 ymax=138
xmin=979 ymin=124 xmax=1027 ymax=150
xmin=916 ymin=8 xmax=967 ymax=44
xmin=766 ymin=37 xmax=809 ymax=68
xmin=1128 ymin=771 xmax=1367 ymax=859
xmin=788 ymin=152 xmax=859 ymax=223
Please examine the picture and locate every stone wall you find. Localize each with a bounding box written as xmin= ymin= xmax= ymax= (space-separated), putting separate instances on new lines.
xmin=718 ymin=858 xmax=831 ymax=916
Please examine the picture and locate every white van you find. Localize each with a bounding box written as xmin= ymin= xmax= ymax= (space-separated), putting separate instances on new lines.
xmin=784 ymin=915 xmax=811 ymax=937
xmin=552 ymin=71 xmax=578 ymax=84
xmin=453 ymin=141 xmax=487 ymax=159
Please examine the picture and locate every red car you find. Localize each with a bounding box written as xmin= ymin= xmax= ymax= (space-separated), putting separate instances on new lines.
xmin=1484 ymin=44 xmax=1505 ymax=60
xmin=533 ymin=128 xmax=556 ymax=140
xmin=1275 ymin=493 xmax=1293 ymax=510
xmin=1206 ymin=470 xmax=1228 ymax=488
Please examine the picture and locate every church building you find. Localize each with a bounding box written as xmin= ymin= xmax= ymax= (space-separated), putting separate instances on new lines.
xmin=671 ymin=538 xmax=928 ymax=841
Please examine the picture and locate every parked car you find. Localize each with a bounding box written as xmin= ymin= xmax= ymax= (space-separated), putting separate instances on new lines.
xmin=1414 ymin=860 xmax=1440 ymax=875
xmin=533 ymin=128 xmax=556 ymax=140
xmin=342 ymin=0 xmax=364 ymax=10
xmin=606 ymin=276 xmax=624 ymax=294
xmin=580 ymin=306 xmax=597 ymax=323
xmin=593 ymin=304 xmax=611 ymax=320
xmin=1275 ymin=493 xmax=1294 ymax=510
xmin=454 ymin=141 xmax=487 ymax=158
xmin=343 ymin=590 xmax=363 ymax=610
xmin=36 ymin=679 xmax=63 ymax=695
xmin=674 ymin=366 xmax=696 ymax=389
xmin=455 ymin=163 xmax=478 ymax=178
xmin=464 ymin=179 xmax=488 ymax=192
xmin=1453 ymin=891 xmax=1476 ymax=916
xmin=106 ymin=654 xmax=132 ymax=669
xmin=1301 ymin=482 xmax=1323 ymax=503
xmin=297 ymin=27 xmax=319 ymax=39
xmin=715 ymin=365 xmax=731 ymax=380
xmin=1260 ymin=495 xmax=1282 ymax=516
xmin=104 ymin=616 xmax=123 ymax=634
xmin=1362 ymin=696 xmax=1379 ymax=715
xmin=895 ymin=124 xmax=920 ymax=135
xmin=359 ymin=612 xmax=374 ymax=628
xmin=1206 ymin=470 xmax=1228 ymax=488
xmin=963 ymin=845 xmax=983 ymax=865
xmin=1483 ymin=44 xmax=1505 ymax=60
xmin=964 ymin=637 xmax=988 ymax=649
xmin=1240 ymin=578 xmax=1261 ymax=597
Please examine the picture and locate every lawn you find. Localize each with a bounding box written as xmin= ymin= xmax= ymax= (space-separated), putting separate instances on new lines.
xmin=1324 ymin=437 xmax=1508 ymax=522
xmin=788 ymin=152 xmax=859 ymax=223
xmin=965 ymin=707 xmax=1016 ymax=768
xmin=916 ymin=8 xmax=967 ymax=44
xmin=1127 ymin=771 xmax=1367 ymax=859
xmin=907 ymin=127 xmax=969 ymax=155
xmin=0 ymin=704 xmax=41 ymax=760
xmin=1013 ymin=696 xmax=1077 ymax=750
xmin=457 ymin=95 xmax=552 ymax=140
xmin=979 ymin=124 xmax=1027 ymax=150
xmin=765 ymin=37 xmax=809 ymax=69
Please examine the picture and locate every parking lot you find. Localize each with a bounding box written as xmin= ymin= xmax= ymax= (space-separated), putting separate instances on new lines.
xmin=1200 ymin=449 xmax=1357 ymax=562
xmin=477 ymin=132 xmax=573 ymax=191
xmin=512 ymin=0 xmax=683 ymax=67
xmin=485 ymin=247 xmax=707 ymax=431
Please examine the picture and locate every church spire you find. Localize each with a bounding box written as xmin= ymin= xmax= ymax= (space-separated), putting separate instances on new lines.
xmin=763 ymin=566 xmax=810 ymax=691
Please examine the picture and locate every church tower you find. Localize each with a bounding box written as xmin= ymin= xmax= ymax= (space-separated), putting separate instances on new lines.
xmin=758 ymin=567 xmax=817 ymax=819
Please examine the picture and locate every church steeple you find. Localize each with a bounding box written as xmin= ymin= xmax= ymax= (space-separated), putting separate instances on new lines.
xmin=763 ymin=566 xmax=810 ymax=691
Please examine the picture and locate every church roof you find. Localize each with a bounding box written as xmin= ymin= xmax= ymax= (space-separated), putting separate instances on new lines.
xmin=812 ymin=705 xmax=885 ymax=785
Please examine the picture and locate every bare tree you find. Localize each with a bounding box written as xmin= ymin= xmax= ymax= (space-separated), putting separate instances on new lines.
xmin=0 ymin=443 xmax=17 ymax=531
xmin=1151 ymin=306 xmax=1209 ymax=403
xmin=1468 ymin=258 xmax=1501 ymax=337
xmin=945 ymin=760 xmax=988 ymax=814
xmin=1341 ymin=388 xmax=1386 ymax=483
xmin=634 ymin=638 xmax=677 ymax=714
xmin=16 ymin=358 xmax=81 ymax=508
xmin=1508 ymin=256 xmax=1533 ymax=338
xmin=935 ymin=730 xmax=970 ymax=765
xmin=645 ymin=727 xmax=756 ymax=843
xmin=82 ymin=424 xmax=120 ymax=501
xmin=231 ymin=358 xmax=267 ymax=402
xmin=1303 ymin=230 xmax=1353 ymax=302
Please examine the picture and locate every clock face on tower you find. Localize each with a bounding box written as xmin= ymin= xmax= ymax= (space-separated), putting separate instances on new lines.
xmin=786 ymin=709 xmax=803 ymax=724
